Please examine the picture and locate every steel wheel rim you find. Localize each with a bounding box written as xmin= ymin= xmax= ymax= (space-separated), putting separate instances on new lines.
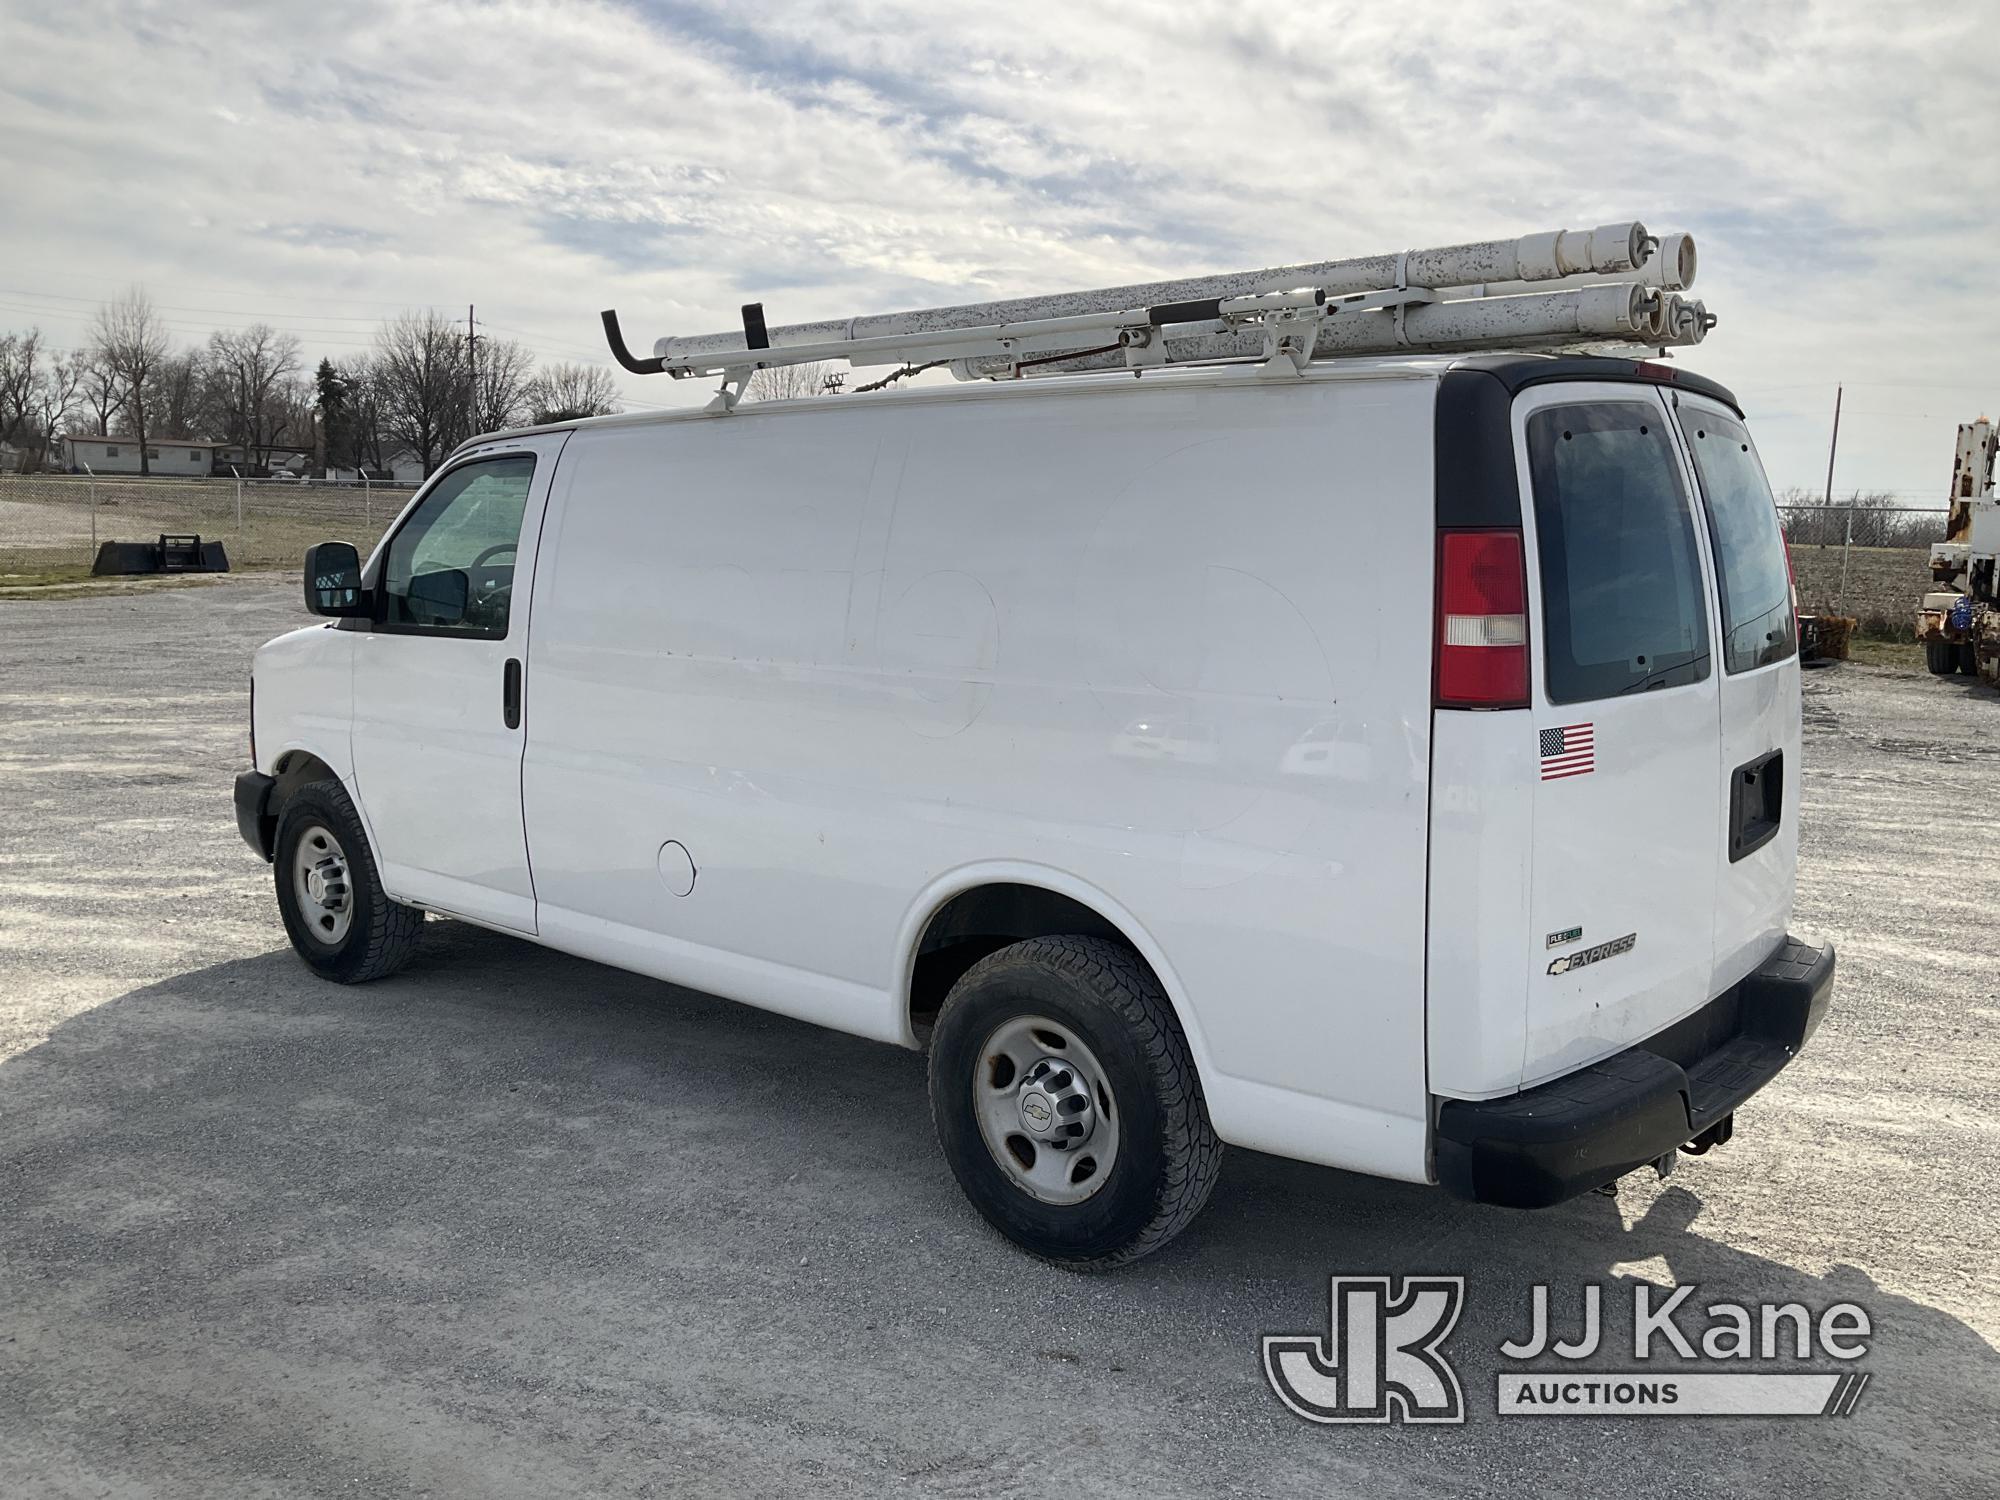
xmin=972 ymin=1014 xmax=1120 ymax=1206
xmin=291 ymin=823 xmax=353 ymax=947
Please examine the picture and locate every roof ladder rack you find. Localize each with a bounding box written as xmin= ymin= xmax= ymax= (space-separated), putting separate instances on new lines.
xmin=600 ymin=219 xmax=1714 ymax=409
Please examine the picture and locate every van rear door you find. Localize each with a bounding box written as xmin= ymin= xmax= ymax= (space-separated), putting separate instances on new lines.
xmin=1672 ymin=394 xmax=1800 ymax=991
xmin=1515 ymin=383 xmax=1722 ymax=1086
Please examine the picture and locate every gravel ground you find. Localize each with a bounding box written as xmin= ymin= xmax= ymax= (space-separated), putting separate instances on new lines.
xmin=1 ymin=576 xmax=1995 ymax=1499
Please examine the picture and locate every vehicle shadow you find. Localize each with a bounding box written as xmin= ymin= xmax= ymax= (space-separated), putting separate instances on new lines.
xmin=3 ymin=923 xmax=1992 ymax=1499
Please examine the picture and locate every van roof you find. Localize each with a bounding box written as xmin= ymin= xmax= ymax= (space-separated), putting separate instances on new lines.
xmin=456 ymin=351 xmax=1742 ymax=455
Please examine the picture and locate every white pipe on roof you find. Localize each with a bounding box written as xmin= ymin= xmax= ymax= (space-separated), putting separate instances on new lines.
xmin=1445 ymin=231 xmax=1697 ymax=298
xmin=651 ymin=222 xmax=1657 ymax=364
xmin=950 ymin=283 xmax=1673 ymax=379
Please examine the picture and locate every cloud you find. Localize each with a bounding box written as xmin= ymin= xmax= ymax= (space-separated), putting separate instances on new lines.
xmin=0 ymin=0 xmax=1994 ymax=492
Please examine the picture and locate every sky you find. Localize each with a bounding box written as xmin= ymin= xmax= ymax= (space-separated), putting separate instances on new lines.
xmin=2 ymin=0 xmax=1995 ymax=501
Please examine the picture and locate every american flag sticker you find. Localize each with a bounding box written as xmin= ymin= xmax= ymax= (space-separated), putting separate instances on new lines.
xmin=1539 ymin=723 xmax=1595 ymax=780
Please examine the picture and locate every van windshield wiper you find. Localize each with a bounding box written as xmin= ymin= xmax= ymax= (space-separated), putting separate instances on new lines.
xmin=1618 ymin=652 xmax=1710 ymax=694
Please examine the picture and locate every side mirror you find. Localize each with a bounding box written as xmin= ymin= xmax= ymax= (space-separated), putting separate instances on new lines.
xmin=406 ymin=567 xmax=469 ymax=625
xmin=303 ymin=541 xmax=366 ymax=616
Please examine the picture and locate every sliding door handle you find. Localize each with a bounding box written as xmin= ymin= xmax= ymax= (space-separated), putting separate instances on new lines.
xmin=503 ymin=658 xmax=522 ymax=730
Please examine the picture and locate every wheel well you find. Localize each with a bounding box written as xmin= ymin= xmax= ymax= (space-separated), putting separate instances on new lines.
xmin=908 ymin=883 xmax=1131 ymax=1039
xmin=271 ymin=750 xmax=340 ymax=817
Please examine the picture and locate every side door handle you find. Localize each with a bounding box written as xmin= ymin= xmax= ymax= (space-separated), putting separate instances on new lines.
xmin=1728 ymin=748 xmax=1782 ymax=862
xmin=503 ymin=658 xmax=522 ymax=730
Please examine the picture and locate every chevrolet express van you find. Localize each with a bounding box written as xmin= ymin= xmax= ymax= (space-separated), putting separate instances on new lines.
xmin=235 ymin=352 xmax=1834 ymax=1267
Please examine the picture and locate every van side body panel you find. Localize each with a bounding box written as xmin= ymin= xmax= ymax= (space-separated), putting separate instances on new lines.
xmin=521 ymin=373 xmax=1438 ymax=1178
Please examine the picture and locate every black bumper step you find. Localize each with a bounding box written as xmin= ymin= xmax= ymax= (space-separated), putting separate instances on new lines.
xmin=1434 ymin=936 xmax=1835 ymax=1208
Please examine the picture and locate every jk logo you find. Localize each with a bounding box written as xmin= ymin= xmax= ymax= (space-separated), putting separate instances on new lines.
xmin=1263 ymin=1276 xmax=1466 ymax=1424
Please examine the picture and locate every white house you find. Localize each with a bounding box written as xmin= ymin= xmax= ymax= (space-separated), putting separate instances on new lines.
xmin=63 ymin=435 xmax=215 ymax=477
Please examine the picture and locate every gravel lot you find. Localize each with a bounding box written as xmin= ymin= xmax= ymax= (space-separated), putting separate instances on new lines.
xmin=2 ymin=576 xmax=1995 ymax=1498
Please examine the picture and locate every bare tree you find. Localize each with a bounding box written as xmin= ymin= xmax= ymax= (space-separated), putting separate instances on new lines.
xmin=207 ymin=324 xmax=303 ymax=468
xmin=526 ymin=362 xmax=622 ymax=423
xmin=267 ymin=372 xmax=318 ymax=459
xmin=30 ymin=349 xmax=85 ymax=470
xmin=0 ymin=330 xmax=41 ymax=447
xmin=745 ymin=360 xmax=839 ymax=402
xmin=92 ymin=288 xmax=169 ymax=474
xmin=374 ymin=310 xmax=472 ymax=476
xmin=341 ymin=356 xmax=390 ymax=475
xmin=79 ymin=353 xmax=126 ymax=439
xmin=470 ymin=335 xmax=535 ymax=435
xmin=146 ymin=348 xmax=209 ymax=441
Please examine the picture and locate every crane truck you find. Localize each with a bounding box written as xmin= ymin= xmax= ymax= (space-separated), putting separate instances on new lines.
xmin=1917 ymin=417 xmax=1998 ymax=677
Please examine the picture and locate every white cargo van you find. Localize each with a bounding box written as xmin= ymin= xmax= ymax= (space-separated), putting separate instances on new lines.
xmin=237 ymin=348 xmax=1832 ymax=1267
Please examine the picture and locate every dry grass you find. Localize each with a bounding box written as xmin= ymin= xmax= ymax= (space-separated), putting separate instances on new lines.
xmin=1845 ymin=636 xmax=1929 ymax=672
xmin=1788 ymin=543 xmax=1930 ymax=639
xmin=0 ymin=476 xmax=406 ymax=589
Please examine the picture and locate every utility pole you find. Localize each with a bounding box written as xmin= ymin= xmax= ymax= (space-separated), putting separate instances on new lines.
xmin=1824 ymin=385 xmax=1849 ymax=612
xmin=466 ymin=303 xmax=480 ymax=437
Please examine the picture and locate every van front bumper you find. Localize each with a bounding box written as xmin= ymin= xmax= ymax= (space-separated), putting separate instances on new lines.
xmin=1434 ymin=936 xmax=1835 ymax=1208
xmin=235 ymin=770 xmax=277 ymax=862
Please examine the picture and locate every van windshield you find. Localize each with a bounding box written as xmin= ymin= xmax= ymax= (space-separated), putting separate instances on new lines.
xmin=1526 ymin=402 xmax=1712 ymax=704
xmin=1684 ymin=412 xmax=1798 ymax=673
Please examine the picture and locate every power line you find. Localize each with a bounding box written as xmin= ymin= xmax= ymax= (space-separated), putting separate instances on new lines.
xmin=0 ymin=288 xmax=619 ymax=365
xmin=0 ymin=266 xmax=445 ymax=311
xmin=0 ymin=298 xmax=632 ymax=376
xmin=0 ymin=286 xmax=394 ymax=323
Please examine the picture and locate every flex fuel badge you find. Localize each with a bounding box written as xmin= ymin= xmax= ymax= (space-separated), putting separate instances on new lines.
xmin=1546 ymin=926 xmax=1583 ymax=949
xmin=1547 ymin=932 xmax=1636 ymax=976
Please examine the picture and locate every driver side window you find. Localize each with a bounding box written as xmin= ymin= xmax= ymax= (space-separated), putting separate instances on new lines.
xmin=379 ymin=455 xmax=536 ymax=638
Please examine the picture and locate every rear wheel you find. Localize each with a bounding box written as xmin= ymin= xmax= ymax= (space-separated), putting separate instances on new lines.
xmin=1926 ymin=640 xmax=1956 ymax=675
xmin=1958 ymin=644 xmax=1980 ymax=676
xmin=927 ymin=935 xmax=1221 ymax=1269
xmin=273 ymin=779 xmax=424 ymax=983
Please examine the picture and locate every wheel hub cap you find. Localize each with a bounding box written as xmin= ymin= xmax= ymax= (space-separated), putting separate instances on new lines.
xmin=972 ymin=1015 xmax=1120 ymax=1206
xmin=304 ymin=859 xmax=349 ymax=911
xmin=1017 ymin=1057 xmax=1094 ymax=1148
xmin=291 ymin=825 xmax=354 ymax=946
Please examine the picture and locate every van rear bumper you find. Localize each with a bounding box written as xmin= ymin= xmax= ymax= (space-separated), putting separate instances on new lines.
xmin=1434 ymin=936 xmax=1834 ymax=1208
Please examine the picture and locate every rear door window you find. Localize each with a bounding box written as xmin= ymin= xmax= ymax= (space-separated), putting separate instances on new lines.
xmin=1683 ymin=411 xmax=1797 ymax=673
xmin=1526 ymin=402 xmax=1711 ymax=704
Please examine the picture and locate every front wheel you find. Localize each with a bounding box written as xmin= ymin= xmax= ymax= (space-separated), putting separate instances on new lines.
xmin=273 ymin=779 xmax=424 ymax=982
xmin=927 ymin=935 xmax=1221 ymax=1269
xmin=1959 ymin=643 xmax=1980 ymax=676
xmin=1925 ymin=640 xmax=1955 ymax=675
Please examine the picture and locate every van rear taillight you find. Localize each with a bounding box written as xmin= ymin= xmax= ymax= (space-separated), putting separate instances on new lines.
xmin=1435 ymin=529 xmax=1529 ymax=709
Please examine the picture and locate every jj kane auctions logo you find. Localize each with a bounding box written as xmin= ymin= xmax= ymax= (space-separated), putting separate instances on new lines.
xmin=1265 ymin=1277 xmax=1872 ymax=1423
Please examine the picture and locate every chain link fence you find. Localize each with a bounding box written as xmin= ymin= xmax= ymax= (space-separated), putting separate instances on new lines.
xmin=0 ymin=480 xmax=1956 ymax=630
xmin=1777 ymin=503 xmax=1947 ymax=551
xmin=0 ymin=474 xmax=416 ymax=582
xmin=1777 ymin=503 xmax=1947 ymax=630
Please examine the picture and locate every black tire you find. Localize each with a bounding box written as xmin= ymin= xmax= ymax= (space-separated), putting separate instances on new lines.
xmin=273 ymin=779 xmax=424 ymax=983
xmin=928 ymin=935 xmax=1221 ymax=1269
xmin=1958 ymin=644 xmax=1980 ymax=676
xmin=1925 ymin=640 xmax=1955 ymax=675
